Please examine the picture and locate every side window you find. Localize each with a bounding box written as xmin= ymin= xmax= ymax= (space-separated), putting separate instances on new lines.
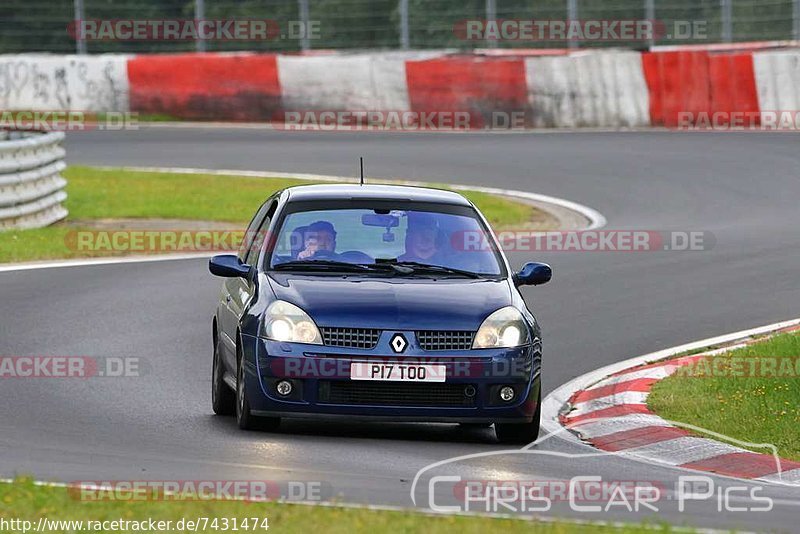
xmin=244 ymin=201 xmax=276 ymax=265
xmin=238 ymin=198 xmax=274 ymax=263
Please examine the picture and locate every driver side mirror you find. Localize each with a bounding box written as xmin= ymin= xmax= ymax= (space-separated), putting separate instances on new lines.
xmin=209 ymin=254 xmax=252 ymax=278
xmin=513 ymin=262 xmax=552 ymax=287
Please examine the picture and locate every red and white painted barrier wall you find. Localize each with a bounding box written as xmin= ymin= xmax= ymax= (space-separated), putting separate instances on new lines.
xmin=525 ymin=50 xmax=650 ymax=127
xmin=0 ymin=54 xmax=130 ymax=112
xmin=1 ymin=46 xmax=798 ymax=128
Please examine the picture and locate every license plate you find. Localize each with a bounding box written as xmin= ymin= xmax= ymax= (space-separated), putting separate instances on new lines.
xmin=350 ymin=362 xmax=446 ymax=382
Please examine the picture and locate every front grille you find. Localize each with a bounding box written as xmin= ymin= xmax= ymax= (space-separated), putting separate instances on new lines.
xmin=416 ymin=330 xmax=475 ymax=351
xmin=319 ymin=381 xmax=475 ymax=407
xmin=320 ymin=327 xmax=381 ymax=349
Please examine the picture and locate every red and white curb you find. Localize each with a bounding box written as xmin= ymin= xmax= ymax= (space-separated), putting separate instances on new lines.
xmin=541 ymin=318 xmax=800 ymax=487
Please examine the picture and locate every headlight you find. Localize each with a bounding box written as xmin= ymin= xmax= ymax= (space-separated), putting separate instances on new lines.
xmin=472 ymin=306 xmax=530 ymax=349
xmin=262 ymin=300 xmax=322 ymax=344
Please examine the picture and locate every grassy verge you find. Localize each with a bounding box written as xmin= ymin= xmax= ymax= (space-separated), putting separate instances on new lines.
xmin=648 ymin=331 xmax=800 ymax=461
xmin=0 ymin=478 xmax=678 ymax=534
xmin=0 ymin=166 xmax=540 ymax=264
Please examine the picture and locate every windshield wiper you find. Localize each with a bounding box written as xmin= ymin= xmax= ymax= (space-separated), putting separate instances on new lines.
xmin=272 ymin=260 xmax=376 ymax=273
xmin=273 ymin=260 xmax=484 ymax=279
xmin=379 ymin=261 xmax=483 ymax=279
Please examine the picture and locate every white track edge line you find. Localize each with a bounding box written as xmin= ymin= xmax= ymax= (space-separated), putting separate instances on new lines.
xmin=0 ymin=252 xmax=214 ymax=273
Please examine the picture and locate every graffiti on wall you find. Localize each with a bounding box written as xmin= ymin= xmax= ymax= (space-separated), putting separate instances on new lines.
xmin=0 ymin=55 xmax=130 ymax=112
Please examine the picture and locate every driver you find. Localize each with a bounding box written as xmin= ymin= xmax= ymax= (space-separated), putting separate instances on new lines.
xmin=399 ymin=213 xmax=443 ymax=264
xmin=297 ymin=220 xmax=338 ymax=260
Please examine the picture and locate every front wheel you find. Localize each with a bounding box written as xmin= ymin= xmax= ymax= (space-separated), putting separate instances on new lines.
xmin=236 ymin=348 xmax=280 ymax=432
xmin=494 ymin=391 xmax=541 ymax=444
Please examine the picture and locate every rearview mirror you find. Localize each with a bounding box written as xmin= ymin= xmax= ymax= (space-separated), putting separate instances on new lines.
xmin=362 ymin=213 xmax=399 ymax=228
xmin=514 ymin=262 xmax=552 ymax=287
xmin=209 ymin=254 xmax=251 ymax=278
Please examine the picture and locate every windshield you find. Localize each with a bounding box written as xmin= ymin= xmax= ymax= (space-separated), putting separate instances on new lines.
xmin=267 ymin=207 xmax=503 ymax=277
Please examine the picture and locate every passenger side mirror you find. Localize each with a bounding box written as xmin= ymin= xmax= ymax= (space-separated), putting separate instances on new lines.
xmin=514 ymin=262 xmax=552 ymax=286
xmin=209 ymin=254 xmax=251 ymax=278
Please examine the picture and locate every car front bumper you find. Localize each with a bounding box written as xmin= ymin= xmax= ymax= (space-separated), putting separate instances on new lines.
xmin=240 ymin=333 xmax=542 ymax=423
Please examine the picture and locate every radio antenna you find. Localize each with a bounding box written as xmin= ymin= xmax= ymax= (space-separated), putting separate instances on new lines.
xmin=359 ymin=157 xmax=364 ymax=186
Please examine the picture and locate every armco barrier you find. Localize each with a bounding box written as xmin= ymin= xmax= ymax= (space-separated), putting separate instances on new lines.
xmin=0 ymin=131 xmax=68 ymax=230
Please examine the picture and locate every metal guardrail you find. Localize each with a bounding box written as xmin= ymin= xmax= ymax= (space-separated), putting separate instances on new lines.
xmin=0 ymin=131 xmax=68 ymax=231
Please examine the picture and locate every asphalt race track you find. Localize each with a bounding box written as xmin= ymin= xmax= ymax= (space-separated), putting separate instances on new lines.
xmin=2 ymin=128 xmax=799 ymax=530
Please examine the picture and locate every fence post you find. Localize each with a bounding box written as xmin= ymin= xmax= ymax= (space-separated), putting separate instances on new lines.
xmin=399 ymin=0 xmax=410 ymax=49
xmin=194 ymin=0 xmax=207 ymax=52
xmin=298 ymin=0 xmax=311 ymax=51
xmin=794 ymin=0 xmax=800 ymax=41
xmin=644 ymin=0 xmax=655 ymax=48
xmin=567 ymin=0 xmax=578 ymax=49
xmin=73 ymin=0 xmax=87 ymax=54
xmin=720 ymin=0 xmax=732 ymax=43
xmin=485 ymin=0 xmax=497 ymax=49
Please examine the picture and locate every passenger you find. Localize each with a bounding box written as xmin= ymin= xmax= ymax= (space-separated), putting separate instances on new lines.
xmin=399 ymin=213 xmax=444 ymax=264
xmin=297 ymin=220 xmax=338 ymax=259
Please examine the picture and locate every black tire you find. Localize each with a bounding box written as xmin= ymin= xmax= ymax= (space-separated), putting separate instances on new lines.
xmin=494 ymin=391 xmax=541 ymax=444
xmin=235 ymin=345 xmax=281 ymax=432
xmin=212 ymin=333 xmax=235 ymax=416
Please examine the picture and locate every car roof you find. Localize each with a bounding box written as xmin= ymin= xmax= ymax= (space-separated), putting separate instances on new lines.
xmin=284 ymin=183 xmax=471 ymax=206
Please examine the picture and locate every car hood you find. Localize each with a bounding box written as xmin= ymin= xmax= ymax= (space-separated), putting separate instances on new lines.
xmin=266 ymin=274 xmax=512 ymax=330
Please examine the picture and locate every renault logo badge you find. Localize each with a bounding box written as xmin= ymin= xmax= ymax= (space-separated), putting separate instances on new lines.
xmin=390 ymin=333 xmax=408 ymax=353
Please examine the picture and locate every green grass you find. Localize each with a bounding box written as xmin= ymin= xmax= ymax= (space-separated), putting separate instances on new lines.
xmin=0 ymin=166 xmax=539 ymax=264
xmin=648 ymin=331 xmax=800 ymax=461
xmin=62 ymin=167 xmax=309 ymax=223
xmin=0 ymin=478 xmax=679 ymax=534
xmin=457 ymin=190 xmax=534 ymax=229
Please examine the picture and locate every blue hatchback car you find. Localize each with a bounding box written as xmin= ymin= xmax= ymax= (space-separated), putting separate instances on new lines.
xmin=209 ymin=184 xmax=551 ymax=443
